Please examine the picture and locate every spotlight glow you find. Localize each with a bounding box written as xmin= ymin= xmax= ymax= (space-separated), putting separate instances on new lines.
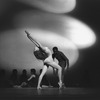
xmin=14 ymin=10 xmax=96 ymax=49
xmin=15 ymin=0 xmax=76 ymax=13
xmin=66 ymin=19 xmax=96 ymax=49
xmin=0 ymin=29 xmax=79 ymax=73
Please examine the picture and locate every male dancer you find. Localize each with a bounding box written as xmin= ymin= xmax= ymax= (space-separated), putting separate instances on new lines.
xmin=52 ymin=47 xmax=69 ymax=87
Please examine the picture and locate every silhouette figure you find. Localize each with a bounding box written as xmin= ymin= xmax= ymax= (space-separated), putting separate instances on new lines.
xmin=0 ymin=69 xmax=8 ymax=88
xmin=28 ymin=68 xmax=38 ymax=87
xmin=25 ymin=30 xmax=62 ymax=89
xmin=9 ymin=69 xmax=19 ymax=87
xmin=19 ymin=69 xmax=28 ymax=87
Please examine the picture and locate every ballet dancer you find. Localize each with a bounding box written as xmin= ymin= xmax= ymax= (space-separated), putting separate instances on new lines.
xmin=25 ymin=30 xmax=62 ymax=89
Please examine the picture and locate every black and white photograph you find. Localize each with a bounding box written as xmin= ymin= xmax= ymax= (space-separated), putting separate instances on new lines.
xmin=0 ymin=0 xmax=100 ymax=100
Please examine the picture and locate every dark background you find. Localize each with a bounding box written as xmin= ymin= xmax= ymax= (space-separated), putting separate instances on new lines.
xmin=69 ymin=0 xmax=100 ymax=87
xmin=0 ymin=0 xmax=100 ymax=87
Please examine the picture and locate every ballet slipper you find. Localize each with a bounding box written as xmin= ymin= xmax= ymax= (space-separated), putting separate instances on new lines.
xmin=58 ymin=82 xmax=62 ymax=89
xmin=37 ymin=86 xmax=42 ymax=89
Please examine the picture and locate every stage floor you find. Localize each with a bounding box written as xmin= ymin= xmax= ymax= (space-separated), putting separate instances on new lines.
xmin=0 ymin=87 xmax=100 ymax=100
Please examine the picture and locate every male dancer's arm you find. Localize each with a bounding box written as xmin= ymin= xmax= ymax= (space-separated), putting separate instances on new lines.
xmin=60 ymin=52 xmax=69 ymax=70
xmin=27 ymin=75 xmax=36 ymax=81
xmin=65 ymin=58 xmax=69 ymax=71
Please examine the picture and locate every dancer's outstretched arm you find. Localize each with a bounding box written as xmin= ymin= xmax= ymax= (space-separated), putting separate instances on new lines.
xmin=25 ymin=30 xmax=39 ymax=47
xmin=27 ymin=75 xmax=35 ymax=81
xmin=25 ymin=30 xmax=46 ymax=52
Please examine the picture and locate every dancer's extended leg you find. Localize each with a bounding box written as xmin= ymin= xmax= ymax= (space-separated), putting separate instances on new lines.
xmin=37 ymin=65 xmax=48 ymax=89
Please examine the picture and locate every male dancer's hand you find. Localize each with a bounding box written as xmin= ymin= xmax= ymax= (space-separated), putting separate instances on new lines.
xmin=65 ymin=67 xmax=69 ymax=72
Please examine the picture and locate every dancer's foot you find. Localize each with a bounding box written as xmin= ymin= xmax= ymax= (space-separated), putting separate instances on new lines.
xmin=49 ymin=85 xmax=53 ymax=88
xmin=62 ymin=83 xmax=66 ymax=89
xmin=58 ymin=82 xmax=62 ymax=89
xmin=37 ymin=86 xmax=42 ymax=89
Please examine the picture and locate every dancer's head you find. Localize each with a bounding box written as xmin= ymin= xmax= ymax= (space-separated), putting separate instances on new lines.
xmin=12 ymin=69 xmax=18 ymax=75
xmin=30 ymin=68 xmax=36 ymax=75
xmin=22 ymin=69 xmax=27 ymax=75
xmin=53 ymin=46 xmax=58 ymax=52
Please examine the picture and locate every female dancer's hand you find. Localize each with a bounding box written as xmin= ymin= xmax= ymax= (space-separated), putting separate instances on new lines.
xmin=25 ymin=30 xmax=30 ymax=36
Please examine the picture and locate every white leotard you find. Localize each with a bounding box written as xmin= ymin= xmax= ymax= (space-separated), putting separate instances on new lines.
xmin=43 ymin=47 xmax=53 ymax=63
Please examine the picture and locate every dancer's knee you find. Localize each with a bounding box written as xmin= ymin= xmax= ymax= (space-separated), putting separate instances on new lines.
xmin=39 ymin=74 xmax=43 ymax=80
xmin=58 ymin=66 xmax=62 ymax=72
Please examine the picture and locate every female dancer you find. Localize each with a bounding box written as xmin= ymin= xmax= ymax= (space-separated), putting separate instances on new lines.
xmin=25 ymin=30 xmax=62 ymax=89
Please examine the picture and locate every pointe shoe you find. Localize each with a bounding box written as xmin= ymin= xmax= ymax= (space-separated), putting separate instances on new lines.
xmin=37 ymin=86 xmax=42 ymax=89
xmin=62 ymin=83 xmax=66 ymax=89
xmin=58 ymin=82 xmax=62 ymax=89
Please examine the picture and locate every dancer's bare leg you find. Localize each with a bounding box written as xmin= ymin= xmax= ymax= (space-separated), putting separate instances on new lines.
xmin=62 ymin=68 xmax=65 ymax=86
xmin=37 ymin=65 xmax=48 ymax=89
xmin=54 ymin=68 xmax=64 ymax=87
xmin=48 ymin=62 xmax=62 ymax=88
xmin=62 ymin=66 xmax=68 ymax=87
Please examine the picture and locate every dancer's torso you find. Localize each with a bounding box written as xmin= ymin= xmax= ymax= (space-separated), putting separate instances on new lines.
xmin=34 ymin=47 xmax=47 ymax=60
xmin=43 ymin=47 xmax=53 ymax=63
xmin=34 ymin=47 xmax=53 ymax=62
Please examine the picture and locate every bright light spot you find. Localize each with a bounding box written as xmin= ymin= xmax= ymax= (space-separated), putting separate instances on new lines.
xmin=65 ymin=18 xmax=96 ymax=49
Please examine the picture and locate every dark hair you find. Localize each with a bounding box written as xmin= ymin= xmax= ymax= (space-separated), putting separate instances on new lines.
xmin=31 ymin=69 xmax=36 ymax=74
xmin=34 ymin=50 xmax=48 ymax=60
xmin=53 ymin=47 xmax=58 ymax=51
xmin=22 ymin=69 xmax=27 ymax=74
